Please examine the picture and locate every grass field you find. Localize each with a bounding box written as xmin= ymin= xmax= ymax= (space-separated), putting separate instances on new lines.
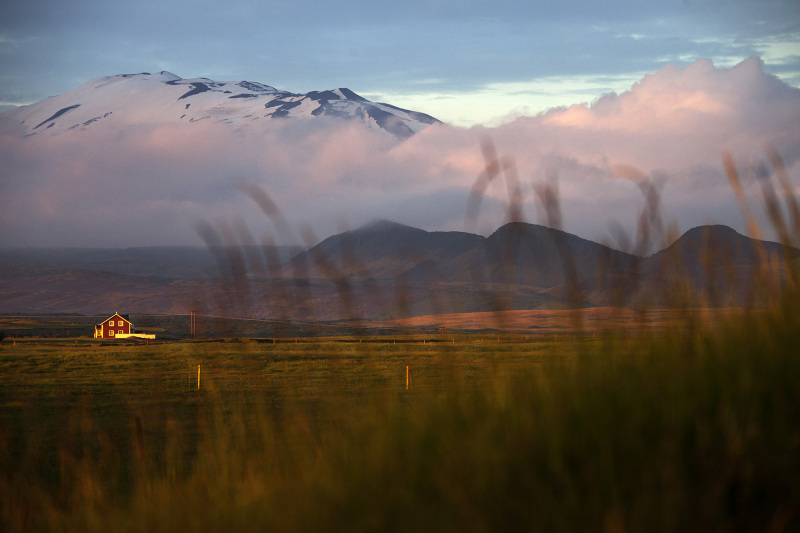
xmin=3 ymin=153 xmax=800 ymax=531
xmin=1 ymin=303 xmax=799 ymax=532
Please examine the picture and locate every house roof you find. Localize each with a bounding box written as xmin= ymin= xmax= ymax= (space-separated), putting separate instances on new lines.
xmin=98 ymin=312 xmax=132 ymax=326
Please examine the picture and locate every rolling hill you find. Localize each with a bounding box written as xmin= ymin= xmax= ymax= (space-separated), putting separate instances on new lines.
xmin=1 ymin=221 xmax=796 ymax=321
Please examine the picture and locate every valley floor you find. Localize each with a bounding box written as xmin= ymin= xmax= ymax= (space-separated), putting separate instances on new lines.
xmin=1 ymin=311 xmax=798 ymax=531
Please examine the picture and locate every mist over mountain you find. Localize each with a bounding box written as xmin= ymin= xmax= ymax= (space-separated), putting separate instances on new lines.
xmin=1 ymin=58 xmax=799 ymax=251
xmin=0 ymin=245 xmax=303 ymax=279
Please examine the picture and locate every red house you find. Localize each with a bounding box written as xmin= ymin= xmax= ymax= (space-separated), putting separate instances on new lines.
xmin=94 ymin=313 xmax=133 ymax=339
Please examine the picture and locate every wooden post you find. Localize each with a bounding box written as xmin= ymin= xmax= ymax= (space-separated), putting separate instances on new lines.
xmin=406 ymin=366 xmax=409 ymax=390
xmin=197 ymin=365 xmax=200 ymax=391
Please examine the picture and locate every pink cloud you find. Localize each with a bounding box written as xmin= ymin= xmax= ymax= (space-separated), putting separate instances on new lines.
xmin=1 ymin=57 xmax=798 ymax=248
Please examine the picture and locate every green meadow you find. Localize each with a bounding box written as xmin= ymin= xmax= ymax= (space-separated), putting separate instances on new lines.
xmin=1 ymin=308 xmax=799 ymax=531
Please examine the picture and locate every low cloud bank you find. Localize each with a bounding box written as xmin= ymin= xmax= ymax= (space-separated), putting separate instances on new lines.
xmin=1 ymin=57 xmax=799 ymax=249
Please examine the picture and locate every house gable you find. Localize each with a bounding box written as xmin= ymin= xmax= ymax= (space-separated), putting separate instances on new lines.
xmin=101 ymin=312 xmax=131 ymax=327
xmin=95 ymin=312 xmax=133 ymax=339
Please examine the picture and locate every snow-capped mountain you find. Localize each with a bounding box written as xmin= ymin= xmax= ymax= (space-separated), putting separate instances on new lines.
xmin=1 ymin=71 xmax=442 ymax=139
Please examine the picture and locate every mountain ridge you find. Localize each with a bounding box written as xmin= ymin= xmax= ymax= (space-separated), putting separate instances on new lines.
xmin=287 ymin=219 xmax=485 ymax=280
xmin=2 ymin=221 xmax=796 ymax=318
xmin=1 ymin=72 xmax=443 ymax=139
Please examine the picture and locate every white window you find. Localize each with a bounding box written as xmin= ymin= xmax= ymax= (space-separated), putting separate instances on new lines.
xmin=110 ymin=330 xmax=115 ymax=336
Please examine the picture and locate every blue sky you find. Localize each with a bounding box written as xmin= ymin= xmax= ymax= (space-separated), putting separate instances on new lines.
xmin=1 ymin=0 xmax=799 ymax=125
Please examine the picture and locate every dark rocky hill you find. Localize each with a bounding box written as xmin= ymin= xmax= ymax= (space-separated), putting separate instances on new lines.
xmin=2 ymin=221 xmax=797 ymax=319
xmin=413 ymin=222 xmax=639 ymax=287
xmin=287 ymin=220 xmax=485 ymax=280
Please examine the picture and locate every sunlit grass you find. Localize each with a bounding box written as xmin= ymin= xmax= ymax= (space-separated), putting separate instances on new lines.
xmin=2 ymin=147 xmax=799 ymax=530
xmin=1 ymin=315 xmax=799 ymax=531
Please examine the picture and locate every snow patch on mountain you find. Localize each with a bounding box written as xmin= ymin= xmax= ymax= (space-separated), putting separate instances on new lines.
xmin=1 ymin=72 xmax=442 ymax=139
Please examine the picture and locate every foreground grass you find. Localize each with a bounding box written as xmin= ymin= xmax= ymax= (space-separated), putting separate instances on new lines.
xmin=0 ymin=315 xmax=798 ymax=531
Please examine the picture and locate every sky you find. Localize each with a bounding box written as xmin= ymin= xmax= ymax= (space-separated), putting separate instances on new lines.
xmin=1 ymin=0 xmax=800 ymax=249
xmin=1 ymin=0 xmax=799 ymax=126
